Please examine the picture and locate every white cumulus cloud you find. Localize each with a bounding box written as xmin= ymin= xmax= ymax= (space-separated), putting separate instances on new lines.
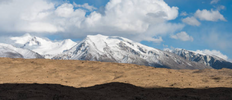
xmin=195 ymin=49 xmax=228 ymax=60
xmin=55 ymin=3 xmax=75 ymax=18
xmin=182 ymin=17 xmax=201 ymax=26
xmin=171 ymin=31 xmax=194 ymax=41
xmin=194 ymin=9 xmax=226 ymax=21
xmin=0 ymin=0 xmax=183 ymax=43
xmin=0 ymin=0 xmax=57 ymax=33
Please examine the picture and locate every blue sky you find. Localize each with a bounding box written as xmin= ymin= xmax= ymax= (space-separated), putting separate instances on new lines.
xmin=164 ymin=0 xmax=232 ymax=60
xmin=0 ymin=0 xmax=231 ymax=60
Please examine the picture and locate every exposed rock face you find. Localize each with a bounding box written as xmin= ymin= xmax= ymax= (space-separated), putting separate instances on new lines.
xmin=171 ymin=49 xmax=232 ymax=69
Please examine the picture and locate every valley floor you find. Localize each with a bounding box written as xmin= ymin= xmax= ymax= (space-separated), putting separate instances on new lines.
xmin=0 ymin=58 xmax=232 ymax=99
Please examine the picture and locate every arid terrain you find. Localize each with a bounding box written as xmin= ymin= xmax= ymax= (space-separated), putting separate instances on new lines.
xmin=0 ymin=58 xmax=232 ymax=99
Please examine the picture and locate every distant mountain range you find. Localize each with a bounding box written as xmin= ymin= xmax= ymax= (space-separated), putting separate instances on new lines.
xmin=0 ymin=43 xmax=43 ymax=59
xmin=168 ymin=49 xmax=232 ymax=69
xmin=8 ymin=33 xmax=77 ymax=59
xmin=0 ymin=34 xmax=231 ymax=69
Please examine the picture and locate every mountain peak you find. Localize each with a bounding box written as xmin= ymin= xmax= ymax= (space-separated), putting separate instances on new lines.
xmin=7 ymin=34 xmax=77 ymax=59
xmin=10 ymin=33 xmax=35 ymax=45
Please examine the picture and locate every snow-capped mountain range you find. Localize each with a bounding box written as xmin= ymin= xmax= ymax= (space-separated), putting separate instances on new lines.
xmin=167 ymin=49 xmax=232 ymax=69
xmin=0 ymin=43 xmax=43 ymax=59
xmin=53 ymin=35 xmax=210 ymax=69
xmin=0 ymin=34 xmax=231 ymax=69
xmin=9 ymin=33 xmax=77 ymax=59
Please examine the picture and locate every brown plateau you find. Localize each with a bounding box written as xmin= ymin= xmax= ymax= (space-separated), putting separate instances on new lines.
xmin=0 ymin=58 xmax=232 ymax=100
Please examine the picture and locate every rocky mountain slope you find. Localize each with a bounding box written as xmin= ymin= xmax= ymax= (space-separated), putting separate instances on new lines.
xmin=168 ymin=49 xmax=232 ymax=69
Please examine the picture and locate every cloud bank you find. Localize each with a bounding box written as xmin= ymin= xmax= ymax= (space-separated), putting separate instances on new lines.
xmin=0 ymin=0 xmax=184 ymax=43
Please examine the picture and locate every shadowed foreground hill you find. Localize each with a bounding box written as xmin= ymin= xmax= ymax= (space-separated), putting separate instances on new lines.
xmin=0 ymin=83 xmax=232 ymax=100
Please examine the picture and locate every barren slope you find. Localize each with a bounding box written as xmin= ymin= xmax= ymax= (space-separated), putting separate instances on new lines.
xmin=0 ymin=58 xmax=231 ymax=88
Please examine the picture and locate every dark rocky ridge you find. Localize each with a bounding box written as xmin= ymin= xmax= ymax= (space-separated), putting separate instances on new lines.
xmin=0 ymin=83 xmax=231 ymax=100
